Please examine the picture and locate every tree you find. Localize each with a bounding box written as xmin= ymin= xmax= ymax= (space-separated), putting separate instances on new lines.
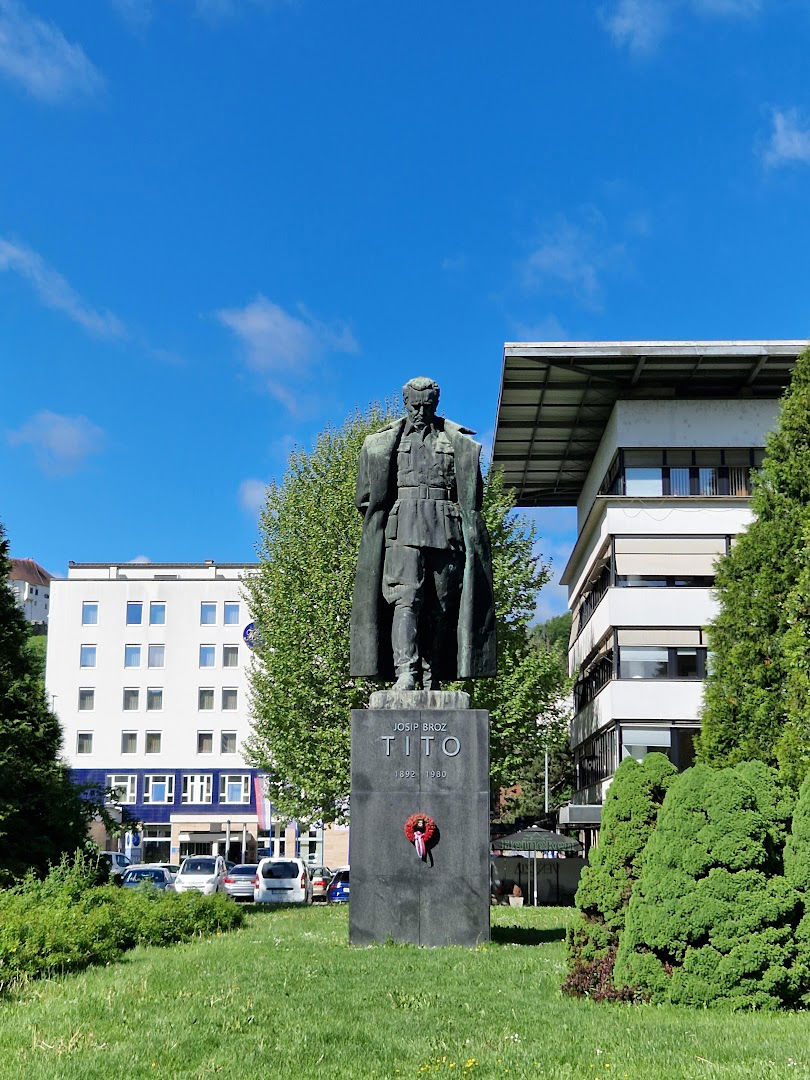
xmin=613 ymin=761 xmax=801 ymax=1009
xmin=785 ymin=774 xmax=810 ymax=1001
xmin=0 ymin=521 xmax=92 ymax=880
xmin=698 ymin=347 xmax=810 ymax=781
xmin=245 ymin=403 xmax=568 ymax=824
xmin=562 ymin=752 xmax=676 ymax=999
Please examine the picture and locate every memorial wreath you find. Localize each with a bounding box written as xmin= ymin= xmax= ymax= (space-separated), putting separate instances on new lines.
xmin=404 ymin=813 xmax=437 ymax=859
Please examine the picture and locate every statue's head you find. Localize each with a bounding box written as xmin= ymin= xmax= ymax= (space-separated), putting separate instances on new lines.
xmin=403 ymin=376 xmax=440 ymax=431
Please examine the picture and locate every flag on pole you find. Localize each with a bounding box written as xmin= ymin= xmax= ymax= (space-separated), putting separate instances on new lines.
xmin=254 ymin=775 xmax=272 ymax=831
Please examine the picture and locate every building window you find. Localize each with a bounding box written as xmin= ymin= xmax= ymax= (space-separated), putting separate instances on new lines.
xmin=182 ymin=774 xmax=212 ymax=804
xmin=221 ymin=731 xmax=237 ymax=754
xmin=125 ymin=644 xmax=141 ymax=668
xmin=107 ymin=774 xmax=137 ymax=804
xmin=123 ymin=688 xmax=139 ymax=711
xmin=82 ymin=601 xmax=98 ymax=625
xmin=143 ymin=774 xmax=174 ymax=804
xmin=197 ymin=731 xmax=213 ymax=754
xmin=198 ymin=688 xmax=214 ymax=710
xmin=149 ymin=602 xmax=166 ymax=625
xmin=222 ymin=688 xmax=238 ymax=711
xmin=121 ymin=731 xmax=137 ymax=754
xmin=222 ymin=645 xmax=239 ymax=668
xmin=145 ymin=731 xmax=162 ymax=754
xmin=147 ymin=688 xmax=163 ymax=711
xmin=78 ymin=688 xmax=95 ymax=711
xmin=126 ymin=602 xmax=143 ymax=625
xmin=618 ymin=646 xmax=706 ymax=680
xmin=200 ymin=602 xmax=216 ymax=626
xmin=575 ymin=728 xmax=617 ymax=790
xmin=219 ymin=774 xmax=250 ymax=804
xmin=148 ymin=644 xmax=165 ymax=668
xmin=224 ymin=602 xmax=240 ymax=625
xmin=80 ymin=645 xmax=97 ymax=667
xmin=76 ymin=732 xmax=93 ymax=754
xmin=199 ymin=645 xmax=215 ymax=668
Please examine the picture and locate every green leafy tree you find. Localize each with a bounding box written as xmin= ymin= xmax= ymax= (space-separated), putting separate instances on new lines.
xmin=245 ymin=403 xmax=567 ymax=823
xmin=562 ymin=752 xmax=676 ymax=999
xmin=614 ymin=761 xmax=801 ymax=1009
xmin=785 ymin=774 xmax=810 ymax=1000
xmin=698 ymin=347 xmax=810 ymax=780
xmin=0 ymin=521 xmax=92 ymax=880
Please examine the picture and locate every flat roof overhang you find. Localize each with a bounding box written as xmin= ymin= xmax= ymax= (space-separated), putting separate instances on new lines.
xmin=492 ymin=340 xmax=805 ymax=507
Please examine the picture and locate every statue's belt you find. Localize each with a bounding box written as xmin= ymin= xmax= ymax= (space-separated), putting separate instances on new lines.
xmin=396 ymin=485 xmax=454 ymax=501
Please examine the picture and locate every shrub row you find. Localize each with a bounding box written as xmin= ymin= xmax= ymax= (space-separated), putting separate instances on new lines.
xmin=0 ymin=855 xmax=244 ymax=992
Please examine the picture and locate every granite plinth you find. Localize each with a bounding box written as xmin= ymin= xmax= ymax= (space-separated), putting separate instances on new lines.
xmin=350 ymin=706 xmax=490 ymax=947
xmin=368 ymin=689 xmax=470 ymax=710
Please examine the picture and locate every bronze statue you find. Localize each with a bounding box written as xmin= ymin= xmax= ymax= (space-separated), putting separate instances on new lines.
xmin=350 ymin=377 xmax=496 ymax=689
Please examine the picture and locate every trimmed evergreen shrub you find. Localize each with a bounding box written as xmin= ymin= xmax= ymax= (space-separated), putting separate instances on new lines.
xmin=562 ymin=752 xmax=676 ymax=999
xmin=614 ymin=761 xmax=801 ymax=1009
xmin=785 ymin=773 xmax=810 ymax=1001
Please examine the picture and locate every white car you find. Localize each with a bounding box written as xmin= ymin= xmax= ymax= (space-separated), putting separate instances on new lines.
xmin=254 ymin=858 xmax=313 ymax=904
xmin=173 ymin=855 xmax=227 ymax=896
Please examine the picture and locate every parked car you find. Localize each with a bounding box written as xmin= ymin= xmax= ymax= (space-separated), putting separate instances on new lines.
xmin=121 ymin=866 xmax=175 ymax=891
xmin=99 ymin=851 xmax=131 ymax=880
xmin=173 ymin=855 xmax=227 ymax=895
xmin=223 ymin=863 xmax=259 ymax=902
xmin=149 ymin=863 xmax=181 ymax=880
xmin=327 ymin=867 xmax=350 ymax=904
xmin=309 ymin=865 xmax=333 ymax=902
xmin=254 ymin=858 xmax=312 ymax=904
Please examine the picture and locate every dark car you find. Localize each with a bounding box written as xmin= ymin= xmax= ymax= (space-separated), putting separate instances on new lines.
xmin=327 ymin=867 xmax=349 ymax=904
xmin=121 ymin=866 xmax=174 ymax=891
xmin=223 ymin=863 xmax=259 ymax=902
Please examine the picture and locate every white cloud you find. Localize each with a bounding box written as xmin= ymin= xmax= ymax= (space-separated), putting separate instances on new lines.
xmin=0 ymin=237 xmax=126 ymax=338
xmin=0 ymin=0 xmax=103 ymax=102
xmin=216 ymin=294 xmax=359 ymax=412
xmin=763 ymin=108 xmax=810 ymax=168
xmin=238 ymin=478 xmax=267 ymax=514
xmin=603 ymin=0 xmax=761 ymax=54
xmin=8 ymin=410 xmax=105 ymax=474
xmin=128 ymin=554 xmax=151 ymax=564
xmin=509 ymin=315 xmax=569 ymax=342
xmin=523 ymin=210 xmax=626 ymax=311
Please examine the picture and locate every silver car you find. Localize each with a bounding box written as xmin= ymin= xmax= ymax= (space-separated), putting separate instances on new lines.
xmin=223 ymin=863 xmax=259 ymax=902
xmin=174 ymin=855 xmax=227 ymax=895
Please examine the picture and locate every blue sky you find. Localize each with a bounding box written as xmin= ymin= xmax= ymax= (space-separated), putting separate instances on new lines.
xmin=2 ymin=0 xmax=810 ymax=619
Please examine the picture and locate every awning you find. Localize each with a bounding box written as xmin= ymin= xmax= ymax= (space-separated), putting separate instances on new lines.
xmin=491 ymin=827 xmax=581 ymax=853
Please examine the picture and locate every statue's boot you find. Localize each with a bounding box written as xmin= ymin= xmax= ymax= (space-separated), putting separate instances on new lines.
xmin=392 ymin=605 xmax=420 ymax=690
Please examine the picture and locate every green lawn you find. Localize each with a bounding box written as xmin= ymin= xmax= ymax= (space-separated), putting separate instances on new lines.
xmin=1 ymin=905 xmax=809 ymax=1079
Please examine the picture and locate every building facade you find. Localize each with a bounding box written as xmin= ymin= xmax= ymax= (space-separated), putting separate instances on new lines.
xmin=47 ymin=562 xmax=349 ymax=867
xmin=492 ymin=340 xmax=804 ymax=846
xmin=9 ymin=558 xmax=53 ymax=626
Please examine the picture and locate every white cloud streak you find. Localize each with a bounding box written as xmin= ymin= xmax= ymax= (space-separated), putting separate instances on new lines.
xmin=603 ymin=0 xmax=761 ymax=54
xmin=8 ymin=410 xmax=106 ymax=474
xmin=216 ymin=294 xmax=359 ymax=412
xmin=763 ymin=108 xmax=810 ymax=168
xmin=0 ymin=237 xmax=126 ymax=338
xmin=238 ymin=478 xmax=267 ymax=514
xmin=523 ymin=210 xmax=626 ymax=311
xmin=0 ymin=0 xmax=103 ymax=102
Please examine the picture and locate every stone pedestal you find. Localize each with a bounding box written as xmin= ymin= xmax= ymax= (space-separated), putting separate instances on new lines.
xmin=349 ymin=701 xmax=490 ymax=947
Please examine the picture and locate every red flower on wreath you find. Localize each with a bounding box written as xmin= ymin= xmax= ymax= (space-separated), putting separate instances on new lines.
xmin=404 ymin=813 xmax=437 ymax=859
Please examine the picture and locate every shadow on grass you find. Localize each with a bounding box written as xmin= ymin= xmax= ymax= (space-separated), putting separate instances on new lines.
xmin=243 ymin=902 xmax=344 ymax=915
xmin=491 ymin=925 xmax=566 ymax=946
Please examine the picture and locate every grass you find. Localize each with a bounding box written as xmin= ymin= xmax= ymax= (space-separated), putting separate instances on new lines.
xmin=1 ymin=905 xmax=809 ymax=1079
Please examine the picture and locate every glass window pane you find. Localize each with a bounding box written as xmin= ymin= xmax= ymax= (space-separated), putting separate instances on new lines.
xmin=200 ymin=603 xmax=216 ymax=625
xmin=669 ymin=467 xmax=691 ymax=496
xmin=80 ymin=645 xmax=96 ymax=667
xmin=79 ymin=688 xmax=94 ymax=710
xmin=121 ymin=732 xmax=137 ymax=754
xmin=147 ymin=688 xmax=163 ymax=711
xmin=698 ymin=467 xmax=718 ymax=496
xmin=728 ymin=466 xmax=750 ymax=496
xmin=125 ymin=645 xmax=141 ymax=667
xmin=620 ymin=647 xmax=669 ymax=679
xmin=675 ymin=648 xmax=699 ymax=678
xmin=199 ymin=645 xmax=215 ymax=667
xmin=126 ymin=602 xmax=143 ymax=625
xmin=222 ymin=646 xmax=238 ymax=668
xmin=197 ymin=731 xmax=213 ymax=754
xmin=149 ymin=602 xmax=166 ymax=625
xmin=221 ymin=731 xmax=237 ymax=753
xmin=145 ymin=732 xmax=161 ymax=754
xmin=224 ymin=603 xmax=240 ymax=625
xmin=77 ymin=732 xmax=93 ymax=754
xmin=222 ymin=688 xmax=238 ymax=711
xmin=624 ymin=468 xmax=663 ymax=496
xmin=82 ymin=602 xmax=98 ymax=625
xmin=148 ymin=645 xmax=165 ymax=668
xmin=123 ymin=688 xmax=139 ymax=710
xmin=198 ymin=688 xmax=214 ymax=710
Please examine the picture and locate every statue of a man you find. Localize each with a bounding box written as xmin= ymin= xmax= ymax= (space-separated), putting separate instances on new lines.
xmin=350 ymin=377 xmax=496 ymax=690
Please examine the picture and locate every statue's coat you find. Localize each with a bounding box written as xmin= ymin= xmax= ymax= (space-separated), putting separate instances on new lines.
xmin=350 ymin=415 xmax=496 ymax=680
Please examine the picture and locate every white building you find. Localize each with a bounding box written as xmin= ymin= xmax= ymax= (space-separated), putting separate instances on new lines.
xmin=492 ymin=340 xmax=805 ymax=846
xmin=10 ymin=558 xmax=53 ymax=626
xmin=47 ymin=561 xmax=349 ymax=867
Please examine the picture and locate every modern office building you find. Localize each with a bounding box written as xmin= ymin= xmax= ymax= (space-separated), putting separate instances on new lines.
xmin=47 ymin=561 xmax=349 ymax=867
xmin=9 ymin=558 xmax=53 ymax=627
xmin=492 ymin=340 xmax=805 ymax=846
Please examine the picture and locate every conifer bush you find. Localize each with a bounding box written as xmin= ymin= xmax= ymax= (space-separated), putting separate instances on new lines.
xmin=613 ymin=761 xmax=801 ymax=1009
xmin=785 ymin=773 xmax=810 ymax=1000
xmin=562 ymin=752 xmax=676 ymax=999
